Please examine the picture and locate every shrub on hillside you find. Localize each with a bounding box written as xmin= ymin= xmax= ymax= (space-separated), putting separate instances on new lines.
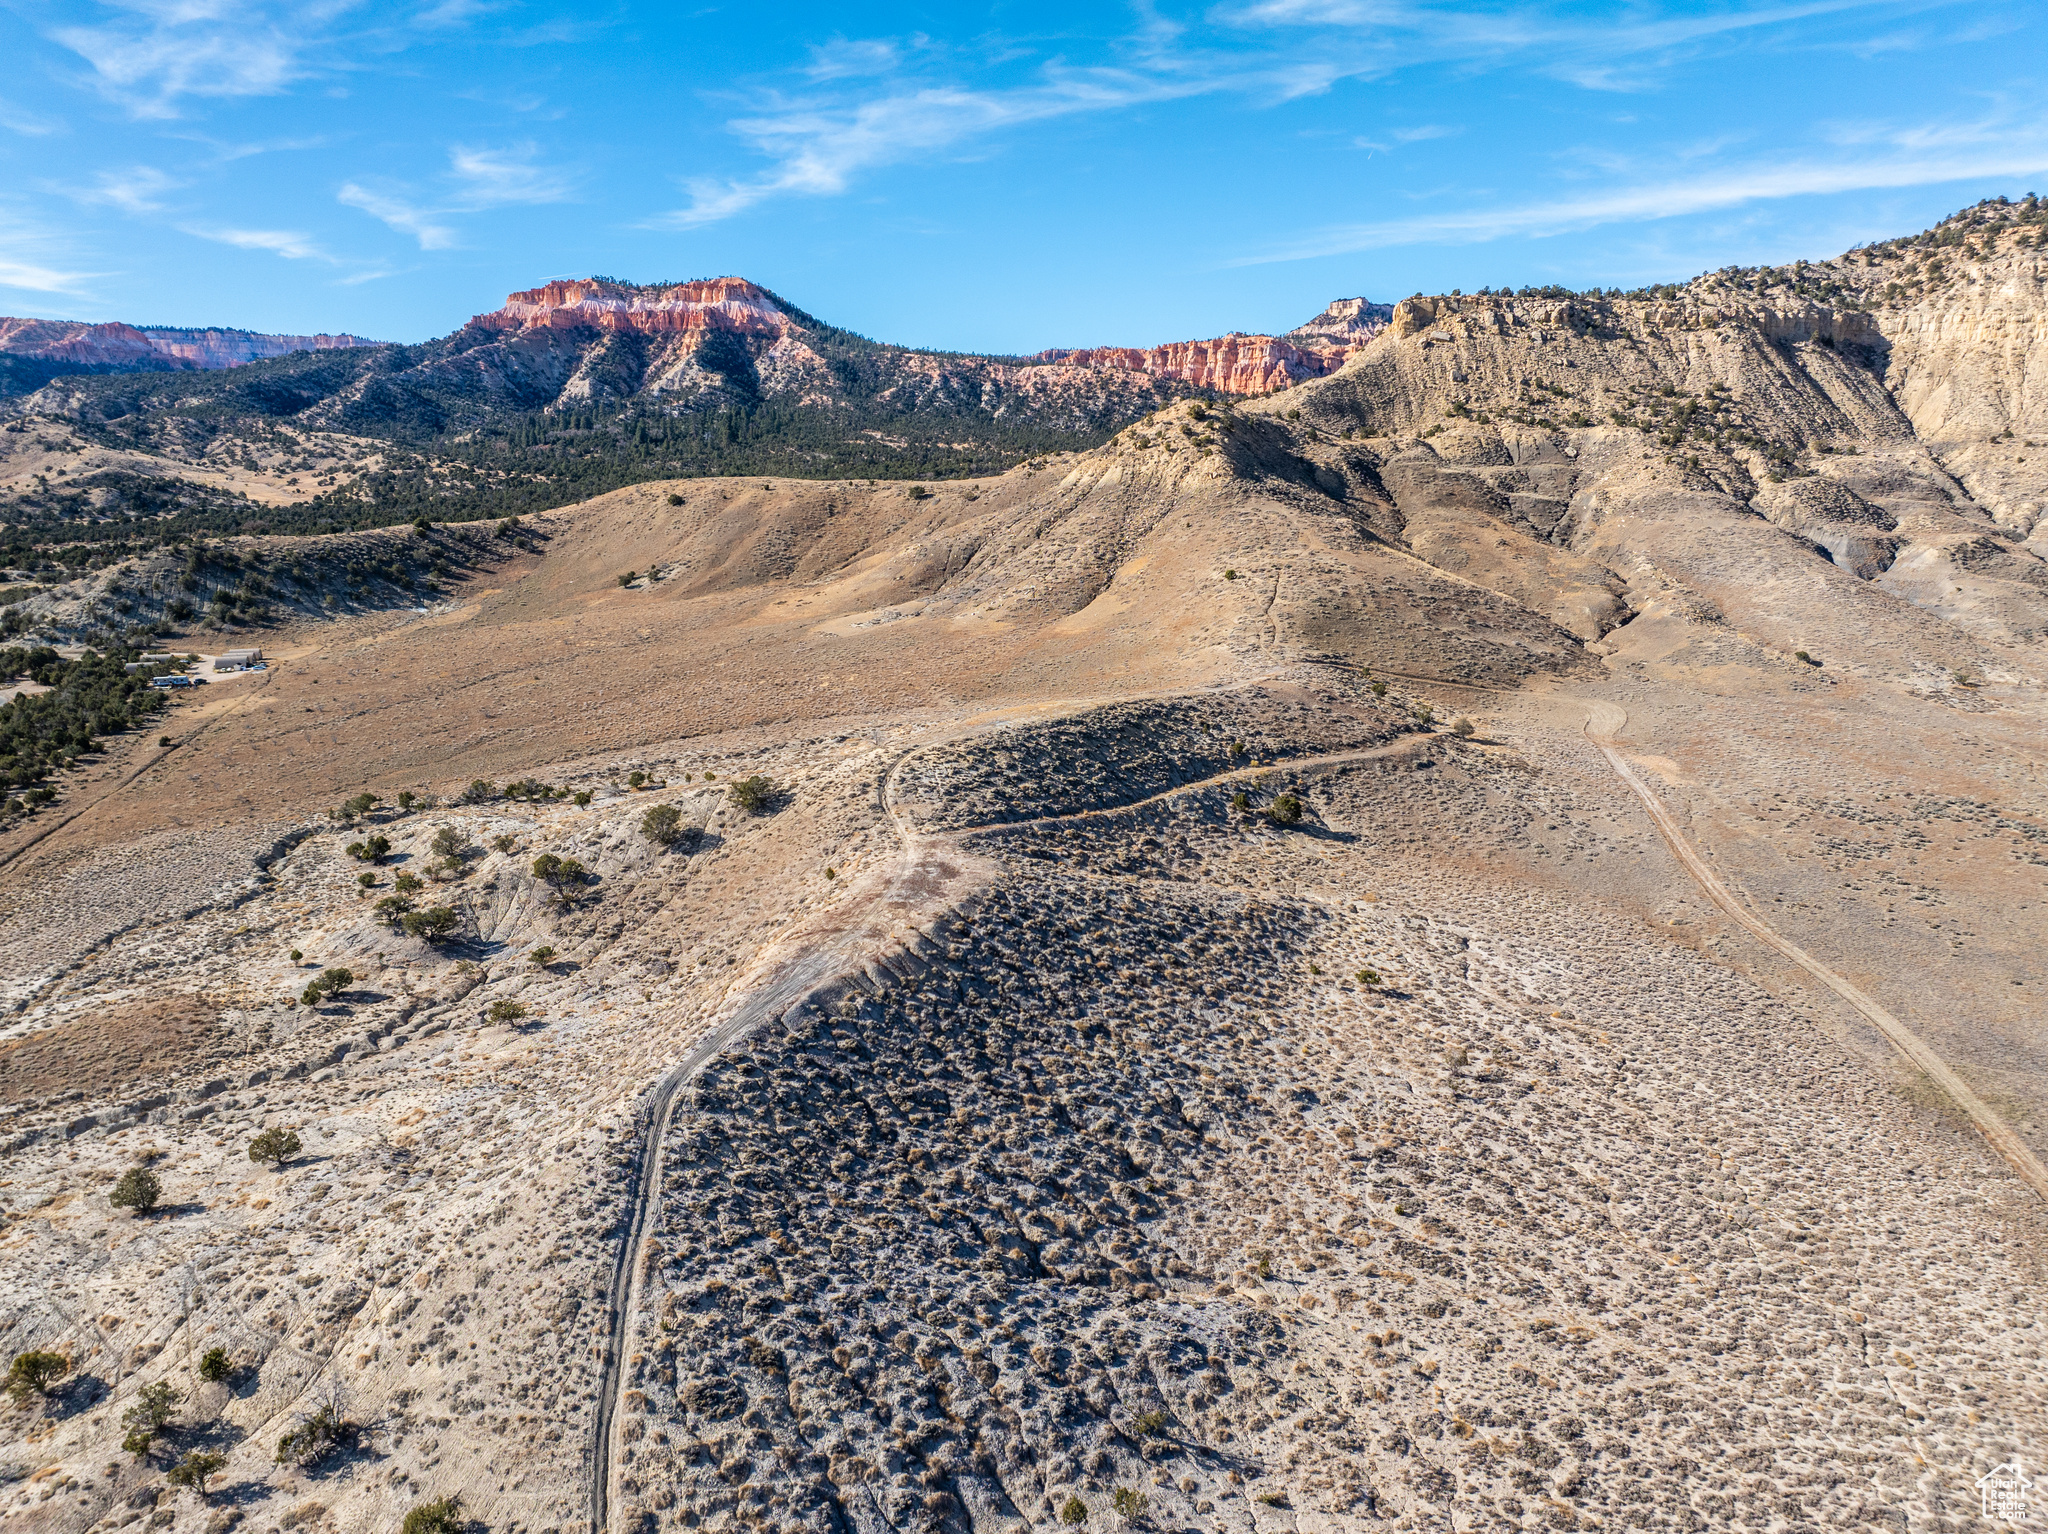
xmin=531 ymin=853 xmax=590 ymax=904
xmin=402 ymin=1497 xmax=465 ymax=1534
xmin=727 ymin=775 xmax=776 ymax=815
xmin=275 ymin=1388 xmax=358 ymax=1467
xmin=403 ymin=906 xmax=459 ymax=941
xmin=121 ymin=1379 xmax=181 ymax=1456
xmin=166 ymin=1449 xmax=226 ymax=1499
xmin=110 ymin=1167 xmax=162 ymax=1215
xmin=6 ymin=1349 xmax=69 ymax=1405
xmin=640 ymin=803 xmax=683 ymax=845
xmin=302 ymin=966 xmax=354 ymax=1005
xmin=249 ymin=1126 xmax=302 ymax=1168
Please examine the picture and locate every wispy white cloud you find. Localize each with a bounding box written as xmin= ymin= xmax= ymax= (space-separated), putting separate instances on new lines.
xmin=185 ymin=224 xmax=336 ymax=261
xmin=649 ymin=0 xmax=1924 ymax=227
xmin=50 ymin=1 xmax=322 ymax=119
xmin=339 ymin=142 xmax=573 ymax=248
xmin=175 ymin=132 xmax=336 ymax=163
xmin=448 ymin=142 xmax=573 ymax=207
xmin=65 ymin=164 xmax=183 ymax=214
xmin=1354 ymin=122 xmax=1462 ymax=151
xmin=1230 ymin=118 xmax=2048 ymax=263
xmin=651 ymin=69 xmax=1208 ymax=228
xmin=805 ymin=36 xmax=905 ymax=81
xmin=0 ymin=204 xmax=106 ymax=295
xmin=42 ymin=0 xmax=517 ymax=118
xmin=337 ymin=184 xmax=457 ymax=249
xmin=0 ymin=97 xmax=62 ymax=137
xmin=0 ymin=257 xmax=101 ymax=294
xmin=1225 ymin=0 xmax=1889 ymax=53
xmin=413 ymin=0 xmax=512 ymax=29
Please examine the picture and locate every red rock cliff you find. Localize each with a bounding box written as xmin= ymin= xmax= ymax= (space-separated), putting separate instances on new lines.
xmin=0 ymin=317 xmax=163 ymax=368
xmin=474 ymin=278 xmax=789 ymax=338
xmin=1035 ymin=298 xmax=1391 ymax=394
xmin=139 ymin=329 xmax=378 ymax=368
xmin=0 ymin=316 xmax=380 ymax=370
xmin=1035 ymin=333 xmax=1345 ymax=394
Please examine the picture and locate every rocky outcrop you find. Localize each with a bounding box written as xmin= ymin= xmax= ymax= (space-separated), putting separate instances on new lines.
xmin=1751 ymin=477 xmax=1905 ymax=579
xmin=1034 ymin=299 xmax=1390 ymax=394
xmin=0 ymin=317 xmax=162 ymax=368
xmin=1880 ymin=250 xmax=2048 ymax=446
xmin=1036 ymin=333 xmax=1336 ymax=393
xmin=1274 ymin=253 xmax=2048 ymax=655
xmin=1288 ymin=294 xmax=1393 ymax=344
xmin=137 ymin=327 xmax=378 ymax=368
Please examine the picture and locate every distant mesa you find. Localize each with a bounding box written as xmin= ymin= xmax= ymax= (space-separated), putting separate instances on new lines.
xmin=0 ymin=279 xmax=1389 ymax=405
xmin=0 ymin=316 xmax=382 ymax=374
xmin=1034 ymin=297 xmax=1394 ymax=394
xmin=473 ymin=277 xmax=789 ymax=340
xmin=469 ymin=275 xmax=1393 ymax=394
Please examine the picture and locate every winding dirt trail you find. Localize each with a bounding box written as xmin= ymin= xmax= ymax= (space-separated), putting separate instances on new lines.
xmin=586 ymin=719 xmax=1433 ymax=1531
xmin=587 ymin=743 xmax=990 ymax=1534
xmin=1584 ymin=700 xmax=2048 ymax=1205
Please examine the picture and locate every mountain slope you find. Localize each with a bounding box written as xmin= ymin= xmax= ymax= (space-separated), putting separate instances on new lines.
xmin=0 ymin=282 xmax=1385 ymax=556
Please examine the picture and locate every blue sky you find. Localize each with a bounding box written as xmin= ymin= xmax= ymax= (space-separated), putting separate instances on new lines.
xmin=1 ymin=0 xmax=2044 ymax=353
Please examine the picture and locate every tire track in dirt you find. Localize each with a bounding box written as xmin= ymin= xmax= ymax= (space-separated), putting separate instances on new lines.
xmin=1584 ymin=700 xmax=2048 ymax=1205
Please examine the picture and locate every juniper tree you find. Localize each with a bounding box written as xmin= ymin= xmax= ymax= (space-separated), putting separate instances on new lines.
xmin=110 ymin=1166 xmax=162 ymax=1215
xmin=403 ymin=906 xmax=459 ymax=941
xmin=640 ymin=802 xmax=683 ymax=846
xmin=728 ymin=775 xmax=775 ymax=814
xmin=5 ymin=1350 xmax=68 ymax=1405
xmin=249 ymin=1126 xmax=302 ymax=1169
xmin=121 ymin=1379 xmax=181 ymax=1456
xmin=402 ymin=1497 xmax=465 ymax=1534
xmin=167 ymin=1449 xmax=227 ymax=1500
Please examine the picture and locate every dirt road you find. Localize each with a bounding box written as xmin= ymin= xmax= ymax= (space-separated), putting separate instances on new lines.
xmin=587 ymin=744 xmax=995 ymax=1534
xmin=1584 ymin=701 xmax=2048 ymax=1205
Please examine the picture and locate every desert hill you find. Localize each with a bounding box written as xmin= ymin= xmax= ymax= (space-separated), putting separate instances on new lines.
xmin=0 ymin=199 xmax=2045 ymax=1534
